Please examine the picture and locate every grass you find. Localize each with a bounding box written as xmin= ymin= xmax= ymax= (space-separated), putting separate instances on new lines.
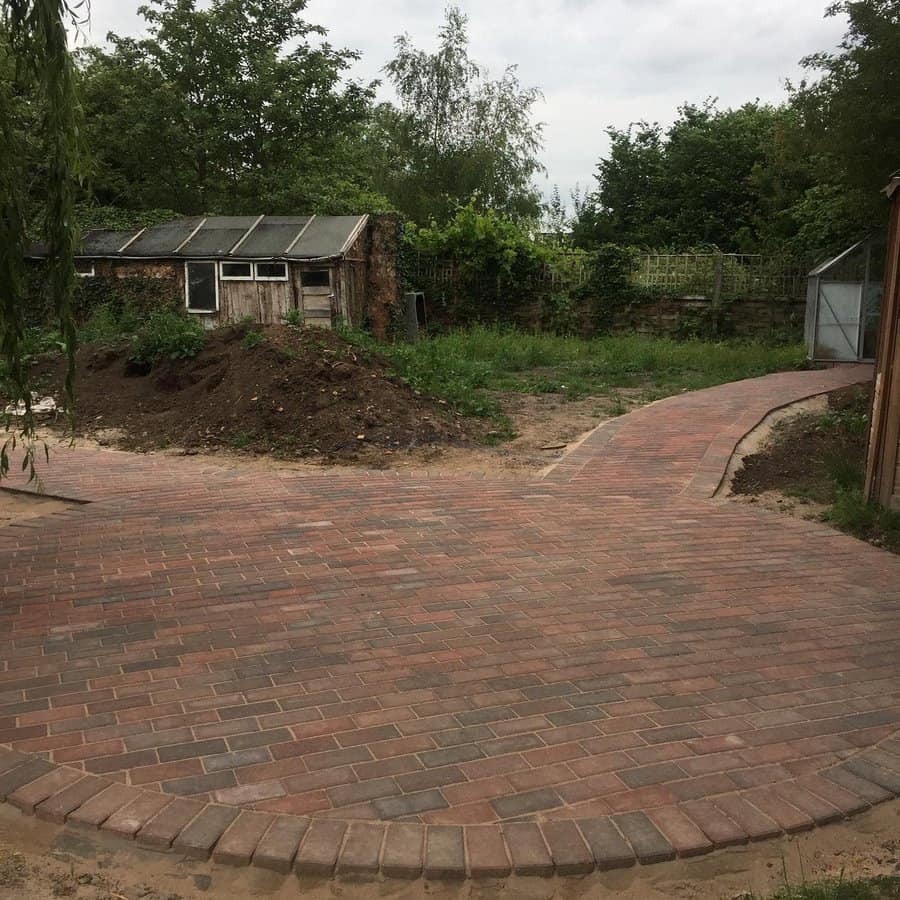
xmin=343 ymin=325 xmax=807 ymax=421
xmin=740 ymin=875 xmax=900 ymax=899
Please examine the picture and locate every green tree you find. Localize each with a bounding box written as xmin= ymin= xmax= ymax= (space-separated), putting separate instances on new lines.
xmin=1 ymin=0 xmax=84 ymax=479
xmin=376 ymin=6 xmax=545 ymax=224
xmin=79 ymin=0 xmax=387 ymax=215
xmin=573 ymin=102 xmax=808 ymax=253
xmin=787 ymin=0 xmax=900 ymax=255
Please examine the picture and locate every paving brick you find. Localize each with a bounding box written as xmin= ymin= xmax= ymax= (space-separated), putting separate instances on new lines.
xmin=335 ymin=822 xmax=385 ymax=877
xmin=294 ymin=820 xmax=347 ymax=876
xmin=0 ymin=759 xmax=55 ymax=801
xmin=743 ymin=789 xmax=813 ymax=834
xmin=577 ymin=817 xmax=635 ymax=870
xmin=772 ymin=782 xmax=844 ymax=826
xmin=844 ymin=758 xmax=900 ymax=795
xmin=423 ymin=826 xmax=466 ymax=880
xmin=212 ymin=811 xmax=274 ymax=866
xmin=491 ymin=788 xmax=563 ymax=819
xmin=681 ymin=799 xmax=749 ymax=846
xmin=648 ymin=806 xmax=714 ymax=857
xmin=374 ymin=789 xmax=449 ymax=820
xmin=382 ymin=823 xmax=424 ymax=879
xmin=137 ymin=798 xmax=205 ymax=849
xmin=252 ymin=815 xmax=309 ymax=873
xmin=173 ymin=804 xmax=240 ymax=859
xmin=8 ymin=767 xmax=82 ymax=814
xmin=465 ymin=824 xmax=511 ymax=878
xmin=711 ymin=794 xmax=781 ymax=841
xmin=824 ymin=766 xmax=892 ymax=805
xmin=503 ymin=823 xmax=553 ymax=877
xmin=68 ymin=784 xmax=142 ymax=830
xmin=542 ymin=820 xmax=594 ymax=874
xmin=613 ymin=811 xmax=676 ymax=864
xmin=102 ymin=793 xmax=173 ymax=838
xmin=35 ymin=776 xmax=111 ymax=824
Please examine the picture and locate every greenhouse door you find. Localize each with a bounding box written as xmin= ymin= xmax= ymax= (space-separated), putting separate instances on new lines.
xmin=814 ymin=282 xmax=863 ymax=361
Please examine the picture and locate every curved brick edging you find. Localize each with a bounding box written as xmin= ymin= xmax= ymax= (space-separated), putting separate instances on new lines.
xmin=0 ymin=740 xmax=899 ymax=878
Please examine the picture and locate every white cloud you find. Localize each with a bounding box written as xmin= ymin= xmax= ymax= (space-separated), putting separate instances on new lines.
xmin=78 ymin=0 xmax=847 ymax=207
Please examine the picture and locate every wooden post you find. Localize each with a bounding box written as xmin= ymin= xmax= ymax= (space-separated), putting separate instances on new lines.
xmin=712 ymin=253 xmax=725 ymax=336
xmin=866 ymin=176 xmax=900 ymax=508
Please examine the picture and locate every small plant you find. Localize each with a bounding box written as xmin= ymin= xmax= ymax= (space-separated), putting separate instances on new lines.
xmin=242 ymin=330 xmax=264 ymax=350
xmin=129 ymin=310 xmax=206 ymax=365
xmin=228 ymin=431 xmax=255 ymax=449
xmin=281 ymin=308 xmax=303 ymax=327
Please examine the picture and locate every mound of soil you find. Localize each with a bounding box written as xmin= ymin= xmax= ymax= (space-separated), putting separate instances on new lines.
xmin=731 ymin=383 xmax=871 ymax=499
xmin=31 ymin=325 xmax=473 ymax=461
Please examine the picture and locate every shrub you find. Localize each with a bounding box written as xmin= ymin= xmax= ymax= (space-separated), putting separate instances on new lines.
xmin=281 ymin=308 xmax=303 ymax=327
xmin=242 ymin=330 xmax=264 ymax=349
xmin=130 ymin=310 xmax=206 ymax=364
xmin=404 ymin=204 xmax=548 ymax=325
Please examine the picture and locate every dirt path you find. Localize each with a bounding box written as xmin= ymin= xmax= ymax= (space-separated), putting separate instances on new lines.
xmin=0 ymin=801 xmax=897 ymax=900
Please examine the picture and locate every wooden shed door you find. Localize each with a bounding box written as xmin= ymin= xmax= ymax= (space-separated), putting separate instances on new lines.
xmin=301 ymin=268 xmax=334 ymax=328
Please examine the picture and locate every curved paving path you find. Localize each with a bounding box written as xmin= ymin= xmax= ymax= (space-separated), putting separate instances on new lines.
xmin=1 ymin=364 xmax=899 ymax=879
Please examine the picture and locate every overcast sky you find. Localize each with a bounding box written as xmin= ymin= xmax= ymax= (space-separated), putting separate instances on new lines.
xmin=78 ymin=0 xmax=847 ymax=206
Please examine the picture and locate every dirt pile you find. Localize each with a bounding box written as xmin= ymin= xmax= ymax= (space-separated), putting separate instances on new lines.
xmin=32 ymin=325 xmax=472 ymax=461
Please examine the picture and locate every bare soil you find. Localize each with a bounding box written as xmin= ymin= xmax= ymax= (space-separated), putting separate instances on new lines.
xmin=0 ymin=489 xmax=71 ymax=527
xmin=730 ymin=384 xmax=871 ymax=499
xmin=28 ymin=325 xmax=475 ymax=463
xmin=0 ymin=799 xmax=897 ymax=900
xmin=23 ymin=326 xmax=637 ymax=476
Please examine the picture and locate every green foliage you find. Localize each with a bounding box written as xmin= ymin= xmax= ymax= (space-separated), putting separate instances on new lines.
xmin=541 ymin=292 xmax=578 ymax=335
xmin=281 ymin=308 xmax=303 ymax=327
xmin=344 ymin=326 xmax=806 ymax=425
xmin=740 ymin=874 xmax=900 ymax=899
xmin=74 ymin=204 xmax=180 ymax=233
xmin=826 ymin=489 xmax=900 ymax=553
xmin=129 ymin=310 xmax=206 ymax=365
xmin=242 ymin=329 xmax=264 ymax=350
xmin=573 ymin=103 xmax=809 ymax=254
xmin=1 ymin=1 xmax=85 ymax=480
xmin=77 ymin=0 xmax=385 ymax=215
xmin=374 ymin=6 xmax=544 ymax=224
xmin=788 ymin=0 xmax=900 ymax=256
xmin=578 ymin=244 xmax=649 ymax=331
xmin=406 ymin=204 xmax=547 ymax=323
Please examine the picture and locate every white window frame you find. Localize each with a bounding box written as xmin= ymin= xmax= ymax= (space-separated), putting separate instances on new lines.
xmin=184 ymin=261 xmax=220 ymax=314
xmin=75 ymin=261 xmax=95 ymax=278
xmin=254 ymin=261 xmax=289 ymax=282
xmin=219 ymin=261 xmax=254 ymax=282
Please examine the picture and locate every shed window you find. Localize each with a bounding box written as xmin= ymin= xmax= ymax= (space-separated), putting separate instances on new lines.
xmin=185 ymin=262 xmax=218 ymax=313
xmin=301 ymin=269 xmax=330 ymax=288
xmin=220 ymin=261 xmax=253 ymax=281
xmin=75 ymin=260 xmax=95 ymax=278
xmin=255 ymin=262 xmax=288 ymax=281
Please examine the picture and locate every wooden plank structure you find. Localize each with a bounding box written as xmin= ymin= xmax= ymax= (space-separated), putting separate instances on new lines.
xmin=865 ymin=172 xmax=900 ymax=509
xmin=32 ymin=214 xmax=396 ymax=332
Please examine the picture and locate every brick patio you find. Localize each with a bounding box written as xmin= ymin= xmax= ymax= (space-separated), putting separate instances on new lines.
xmin=1 ymin=364 xmax=898 ymax=879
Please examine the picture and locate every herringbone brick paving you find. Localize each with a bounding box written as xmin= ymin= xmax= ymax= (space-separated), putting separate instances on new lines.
xmin=1 ymin=364 xmax=898 ymax=879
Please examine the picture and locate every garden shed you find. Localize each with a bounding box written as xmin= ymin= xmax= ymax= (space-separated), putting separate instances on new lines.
xmin=866 ymin=172 xmax=900 ymax=510
xmin=31 ymin=214 xmax=396 ymax=330
xmin=804 ymin=236 xmax=884 ymax=362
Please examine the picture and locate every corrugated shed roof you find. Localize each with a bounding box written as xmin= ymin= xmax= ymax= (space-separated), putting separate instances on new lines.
xmin=238 ymin=215 xmax=310 ymax=257
xmin=286 ymin=216 xmax=366 ymax=259
xmin=25 ymin=215 xmax=369 ymax=261
xmin=125 ymin=217 xmax=207 ymax=256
